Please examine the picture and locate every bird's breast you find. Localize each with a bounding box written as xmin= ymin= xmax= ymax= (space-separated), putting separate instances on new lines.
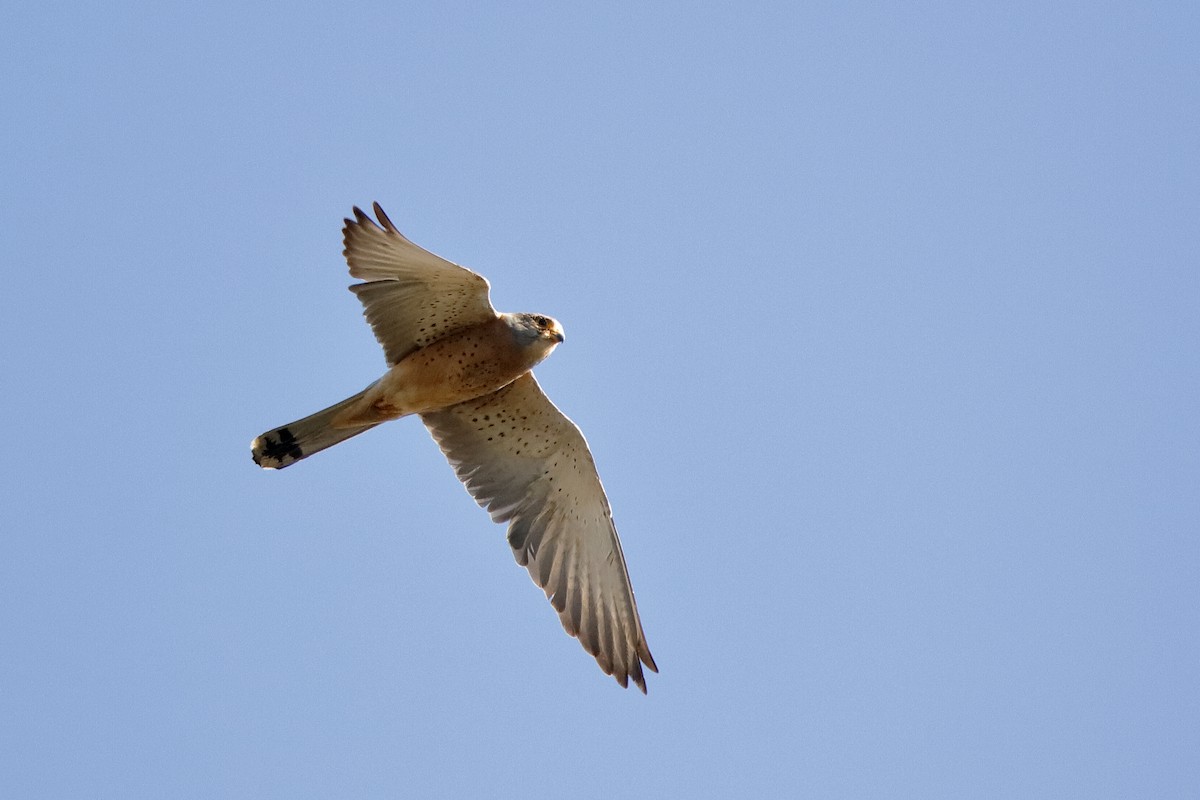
xmin=377 ymin=318 xmax=537 ymax=414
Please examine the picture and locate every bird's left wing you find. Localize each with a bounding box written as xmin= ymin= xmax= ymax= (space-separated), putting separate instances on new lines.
xmin=420 ymin=373 xmax=658 ymax=692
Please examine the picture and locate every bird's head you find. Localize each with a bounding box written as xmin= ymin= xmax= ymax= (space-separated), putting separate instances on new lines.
xmin=504 ymin=312 xmax=565 ymax=358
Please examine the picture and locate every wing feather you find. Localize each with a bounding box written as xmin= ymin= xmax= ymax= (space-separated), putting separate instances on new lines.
xmin=342 ymin=203 xmax=497 ymax=365
xmin=420 ymin=373 xmax=658 ymax=692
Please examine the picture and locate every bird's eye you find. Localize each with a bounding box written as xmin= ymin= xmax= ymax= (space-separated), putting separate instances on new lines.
xmin=535 ymin=316 xmax=548 ymax=328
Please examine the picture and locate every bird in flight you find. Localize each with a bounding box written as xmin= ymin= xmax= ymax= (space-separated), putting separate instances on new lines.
xmin=251 ymin=204 xmax=658 ymax=692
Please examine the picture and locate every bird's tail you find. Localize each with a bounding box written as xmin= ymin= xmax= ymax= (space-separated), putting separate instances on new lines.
xmin=252 ymin=386 xmax=381 ymax=469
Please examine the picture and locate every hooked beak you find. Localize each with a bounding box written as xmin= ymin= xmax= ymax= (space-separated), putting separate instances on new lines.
xmin=550 ymin=322 xmax=565 ymax=343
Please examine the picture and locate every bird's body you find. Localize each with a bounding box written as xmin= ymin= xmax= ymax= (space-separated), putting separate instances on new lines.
xmin=251 ymin=204 xmax=657 ymax=691
xmin=335 ymin=313 xmax=561 ymax=427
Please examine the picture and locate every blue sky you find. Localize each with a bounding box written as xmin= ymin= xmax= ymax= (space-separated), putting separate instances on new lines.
xmin=2 ymin=2 xmax=1197 ymax=797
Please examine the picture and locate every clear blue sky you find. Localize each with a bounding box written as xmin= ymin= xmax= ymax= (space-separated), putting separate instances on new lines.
xmin=3 ymin=2 xmax=1197 ymax=798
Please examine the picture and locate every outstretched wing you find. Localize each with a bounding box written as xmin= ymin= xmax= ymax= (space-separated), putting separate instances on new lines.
xmin=420 ymin=373 xmax=658 ymax=692
xmin=343 ymin=203 xmax=497 ymax=365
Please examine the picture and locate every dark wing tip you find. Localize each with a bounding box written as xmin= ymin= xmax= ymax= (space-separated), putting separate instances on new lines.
xmin=344 ymin=205 xmax=381 ymax=237
xmin=343 ymin=203 xmax=398 ymax=247
xmin=629 ymin=667 xmax=648 ymax=694
xmin=640 ymin=640 xmax=659 ymax=674
xmin=372 ymin=201 xmax=399 ymax=232
xmin=343 ymin=205 xmax=383 ymax=259
xmin=611 ymin=645 xmax=656 ymax=693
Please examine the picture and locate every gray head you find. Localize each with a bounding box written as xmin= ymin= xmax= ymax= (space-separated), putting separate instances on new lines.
xmin=502 ymin=312 xmax=565 ymax=355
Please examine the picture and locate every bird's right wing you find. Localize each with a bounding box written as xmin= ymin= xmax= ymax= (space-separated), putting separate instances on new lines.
xmin=420 ymin=373 xmax=658 ymax=692
xmin=344 ymin=203 xmax=497 ymax=365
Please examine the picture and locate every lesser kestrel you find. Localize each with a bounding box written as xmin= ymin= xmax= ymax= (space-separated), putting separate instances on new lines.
xmin=252 ymin=204 xmax=657 ymax=692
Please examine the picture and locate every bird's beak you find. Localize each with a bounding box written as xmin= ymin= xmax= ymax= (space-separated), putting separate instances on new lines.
xmin=550 ymin=323 xmax=565 ymax=343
